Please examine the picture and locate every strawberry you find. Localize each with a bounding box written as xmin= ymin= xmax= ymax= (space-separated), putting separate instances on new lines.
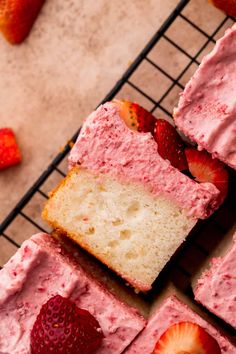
xmin=154 ymin=119 xmax=188 ymax=171
xmin=153 ymin=321 xmax=221 ymax=354
xmin=209 ymin=0 xmax=236 ymax=18
xmin=0 ymin=0 xmax=45 ymax=44
xmin=185 ymin=148 xmax=229 ymax=204
xmin=0 ymin=128 xmax=21 ymax=170
xmin=30 ymin=295 xmax=103 ymax=354
xmin=113 ymin=99 xmax=156 ymax=134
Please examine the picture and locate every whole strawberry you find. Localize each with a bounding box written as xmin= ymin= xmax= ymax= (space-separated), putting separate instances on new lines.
xmin=30 ymin=295 xmax=104 ymax=354
xmin=0 ymin=0 xmax=45 ymax=44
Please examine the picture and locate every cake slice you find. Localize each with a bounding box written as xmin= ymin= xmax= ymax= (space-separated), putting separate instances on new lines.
xmin=174 ymin=24 xmax=236 ymax=170
xmin=194 ymin=232 xmax=236 ymax=329
xmin=43 ymin=101 xmax=220 ymax=292
xmin=125 ymin=293 xmax=235 ymax=353
xmin=0 ymin=233 xmax=145 ymax=354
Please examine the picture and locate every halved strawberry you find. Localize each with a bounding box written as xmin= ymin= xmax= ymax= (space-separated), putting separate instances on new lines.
xmin=154 ymin=119 xmax=188 ymax=171
xmin=0 ymin=128 xmax=22 ymax=170
xmin=209 ymin=0 xmax=236 ymax=17
xmin=31 ymin=295 xmax=103 ymax=354
xmin=153 ymin=321 xmax=221 ymax=354
xmin=0 ymin=0 xmax=45 ymax=44
xmin=113 ymin=99 xmax=156 ymax=134
xmin=185 ymin=148 xmax=229 ymax=204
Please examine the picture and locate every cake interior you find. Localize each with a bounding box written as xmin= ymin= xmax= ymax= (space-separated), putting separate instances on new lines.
xmin=43 ymin=167 xmax=197 ymax=291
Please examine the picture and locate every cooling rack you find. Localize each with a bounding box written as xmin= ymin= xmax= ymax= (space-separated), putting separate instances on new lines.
xmin=1 ymin=0 xmax=236 ymax=340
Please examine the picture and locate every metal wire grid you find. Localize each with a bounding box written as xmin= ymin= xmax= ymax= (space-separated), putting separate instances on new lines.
xmin=0 ymin=0 xmax=236 ymax=338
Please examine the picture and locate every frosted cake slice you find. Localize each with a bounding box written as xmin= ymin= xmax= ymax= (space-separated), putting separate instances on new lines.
xmin=194 ymin=232 xmax=236 ymax=329
xmin=125 ymin=294 xmax=235 ymax=353
xmin=43 ymin=102 xmax=220 ymax=291
xmin=174 ymin=24 xmax=236 ymax=170
xmin=0 ymin=233 xmax=145 ymax=354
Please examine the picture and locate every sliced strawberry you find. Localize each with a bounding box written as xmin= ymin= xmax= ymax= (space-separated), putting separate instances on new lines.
xmin=113 ymin=99 xmax=156 ymax=134
xmin=31 ymin=295 xmax=103 ymax=354
xmin=210 ymin=0 xmax=236 ymax=17
xmin=185 ymin=148 xmax=229 ymax=204
xmin=0 ymin=0 xmax=45 ymax=44
xmin=154 ymin=119 xmax=188 ymax=171
xmin=153 ymin=321 xmax=221 ymax=354
xmin=0 ymin=128 xmax=21 ymax=170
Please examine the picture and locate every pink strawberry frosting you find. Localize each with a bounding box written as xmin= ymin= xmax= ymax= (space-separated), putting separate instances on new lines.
xmin=69 ymin=102 xmax=220 ymax=219
xmin=195 ymin=233 xmax=236 ymax=329
xmin=174 ymin=24 xmax=236 ymax=170
xmin=0 ymin=233 xmax=145 ymax=354
xmin=125 ymin=295 xmax=236 ymax=354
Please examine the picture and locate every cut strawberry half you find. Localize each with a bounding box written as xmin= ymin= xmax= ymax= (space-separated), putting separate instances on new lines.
xmin=31 ymin=295 xmax=104 ymax=354
xmin=0 ymin=128 xmax=22 ymax=170
xmin=185 ymin=148 xmax=229 ymax=204
xmin=113 ymin=99 xmax=156 ymax=134
xmin=0 ymin=0 xmax=45 ymax=44
xmin=154 ymin=119 xmax=188 ymax=171
xmin=153 ymin=321 xmax=221 ymax=354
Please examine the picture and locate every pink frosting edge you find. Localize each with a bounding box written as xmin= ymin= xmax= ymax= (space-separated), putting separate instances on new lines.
xmin=125 ymin=295 xmax=235 ymax=354
xmin=194 ymin=233 xmax=236 ymax=329
xmin=68 ymin=102 xmax=220 ymax=219
xmin=174 ymin=23 xmax=236 ymax=170
xmin=32 ymin=232 xmax=146 ymax=319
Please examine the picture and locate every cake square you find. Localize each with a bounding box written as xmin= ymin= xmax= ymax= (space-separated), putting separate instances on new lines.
xmin=194 ymin=232 xmax=236 ymax=329
xmin=43 ymin=102 xmax=220 ymax=291
xmin=174 ymin=24 xmax=236 ymax=170
xmin=0 ymin=233 xmax=145 ymax=354
xmin=125 ymin=295 xmax=235 ymax=353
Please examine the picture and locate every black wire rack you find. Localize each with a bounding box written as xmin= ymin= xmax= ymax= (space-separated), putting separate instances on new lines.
xmin=1 ymin=0 xmax=236 ymax=341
